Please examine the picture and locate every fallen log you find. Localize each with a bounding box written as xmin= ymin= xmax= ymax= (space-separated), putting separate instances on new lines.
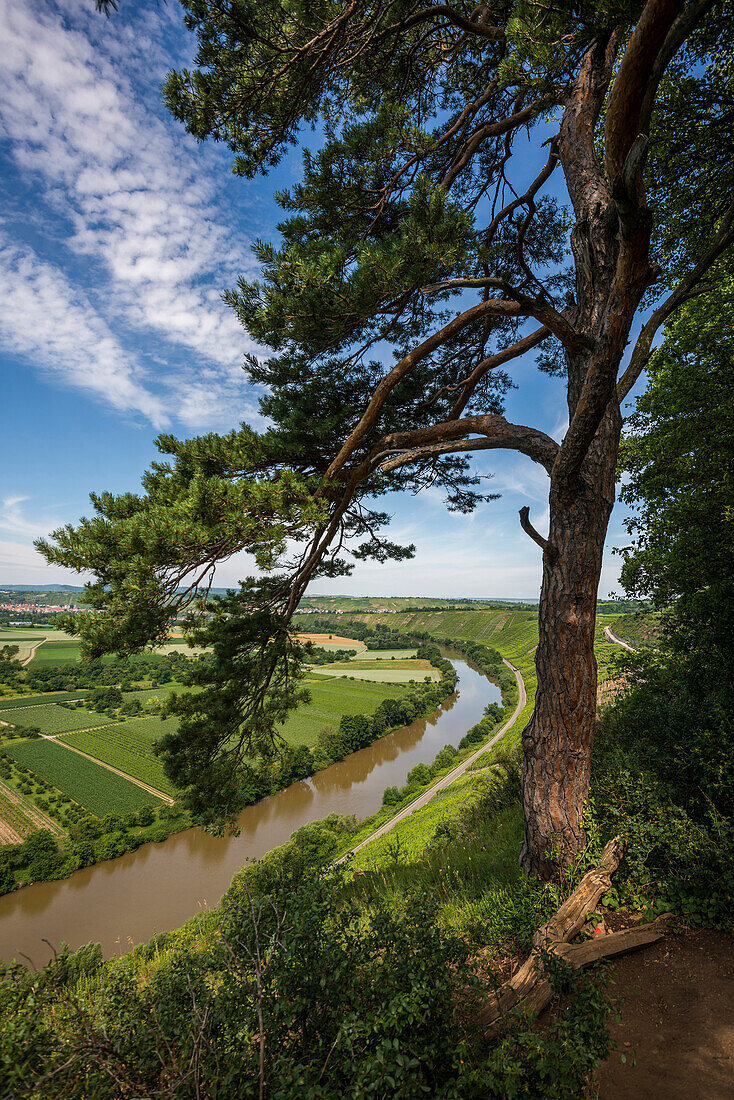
xmin=480 ymin=836 xmax=667 ymax=1029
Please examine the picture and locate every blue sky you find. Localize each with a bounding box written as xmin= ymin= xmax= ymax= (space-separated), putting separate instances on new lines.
xmin=0 ymin=0 xmax=639 ymax=599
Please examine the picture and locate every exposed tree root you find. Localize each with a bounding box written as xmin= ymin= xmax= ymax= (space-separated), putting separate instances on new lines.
xmin=481 ymin=836 xmax=668 ymax=1029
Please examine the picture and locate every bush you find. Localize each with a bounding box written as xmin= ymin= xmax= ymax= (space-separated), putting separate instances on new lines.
xmin=589 ymin=654 xmax=734 ymax=925
xmin=0 ymin=850 xmax=614 ymax=1098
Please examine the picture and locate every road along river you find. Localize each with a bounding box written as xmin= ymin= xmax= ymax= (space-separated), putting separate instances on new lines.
xmin=0 ymin=654 xmax=500 ymax=966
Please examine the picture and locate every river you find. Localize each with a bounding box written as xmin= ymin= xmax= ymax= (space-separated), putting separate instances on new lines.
xmin=0 ymin=656 xmax=498 ymax=966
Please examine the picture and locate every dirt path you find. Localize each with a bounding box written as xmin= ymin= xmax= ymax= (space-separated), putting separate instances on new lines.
xmin=39 ymin=735 xmax=174 ymax=805
xmin=0 ymin=777 xmax=64 ymax=838
xmin=595 ymin=928 xmax=734 ymax=1098
xmin=337 ymin=659 xmax=526 ymax=863
xmin=604 ymin=625 xmax=635 ymax=652
xmin=21 ymin=637 xmax=48 ymax=666
xmin=0 ymin=811 xmax=22 ymax=845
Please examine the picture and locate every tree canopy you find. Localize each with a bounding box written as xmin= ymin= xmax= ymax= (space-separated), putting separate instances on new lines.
xmin=619 ymin=266 xmax=734 ymax=663
xmin=40 ymin=0 xmax=734 ymax=862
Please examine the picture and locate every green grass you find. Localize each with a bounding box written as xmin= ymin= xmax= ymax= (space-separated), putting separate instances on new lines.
xmin=0 ymin=691 xmax=88 ymax=709
xmin=279 ymin=677 xmax=411 ymax=748
xmin=343 ymin=780 xmax=545 ymax=952
xmin=350 ymin=771 xmax=488 ymax=869
xmin=314 ymin=668 xmax=440 ymax=683
xmin=3 ymin=739 xmax=163 ymax=815
xmin=359 ymin=649 xmax=417 ymax=660
xmin=29 ymin=640 xmax=83 ymax=665
xmin=0 ymin=704 xmax=111 ymax=735
xmin=61 ymin=725 xmax=176 ymax=796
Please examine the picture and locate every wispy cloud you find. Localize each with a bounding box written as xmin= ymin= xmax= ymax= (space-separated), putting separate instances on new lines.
xmin=0 ymin=240 xmax=169 ymax=425
xmin=0 ymin=0 xmax=260 ymax=426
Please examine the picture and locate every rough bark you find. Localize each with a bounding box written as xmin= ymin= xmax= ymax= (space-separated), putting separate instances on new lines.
xmin=520 ymin=402 xmax=621 ymax=877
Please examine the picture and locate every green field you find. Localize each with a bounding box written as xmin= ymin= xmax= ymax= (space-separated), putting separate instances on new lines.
xmin=3 ymin=739 xmax=163 ymax=815
xmin=29 ymin=640 xmax=84 ymax=665
xmin=121 ymin=686 xmax=194 ymax=706
xmin=61 ymin=725 xmax=176 ymax=796
xmin=314 ymin=667 xmax=440 ymax=683
xmin=359 ymin=649 xmax=417 ymax=660
xmin=0 ymin=704 xmax=111 ymax=735
xmin=0 ymin=629 xmax=61 ymax=663
xmin=0 ymin=691 xmax=88 ymax=709
xmin=279 ymin=676 xmax=412 ymax=748
xmin=0 ymin=787 xmax=40 ymax=841
xmin=106 ymin=715 xmax=180 ymax=743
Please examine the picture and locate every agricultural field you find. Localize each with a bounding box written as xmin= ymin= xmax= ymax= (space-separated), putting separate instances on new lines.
xmin=297 ymin=633 xmax=368 ymax=652
xmin=0 ymin=785 xmax=42 ymax=843
xmin=314 ymin=663 xmax=440 ymax=683
xmin=0 ymin=691 xmax=88 ymax=709
xmin=29 ymin=640 xmax=84 ymax=665
xmin=279 ymin=675 xmax=413 ymax=748
xmin=110 ymin=715 xmax=180 ymax=743
xmin=3 ymin=739 xmax=163 ymax=816
xmin=61 ymin=725 xmax=176 ymax=797
xmin=0 ymin=628 xmax=70 ymax=664
xmin=0 ymin=704 xmax=111 ymax=735
xmin=359 ymin=649 xmax=417 ymax=660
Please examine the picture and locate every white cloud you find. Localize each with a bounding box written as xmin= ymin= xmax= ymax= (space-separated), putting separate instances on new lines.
xmin=0 ymin=0 xmax=260 ymax=424
xmin=0 ymin=537 xmax=84 ymax=583
xmin=0 ymin=240 xmax=169 ymax=424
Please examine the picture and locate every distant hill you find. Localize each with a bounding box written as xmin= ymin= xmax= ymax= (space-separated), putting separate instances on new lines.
xmin=0 ymin=584 xmax=85 ymax=592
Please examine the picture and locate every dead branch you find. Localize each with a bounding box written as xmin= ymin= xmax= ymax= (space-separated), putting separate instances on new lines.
xmin=480 ymin=837 xmax=667 ymax=1029
xmin=518 ymin=505 xmax=556 ymax=561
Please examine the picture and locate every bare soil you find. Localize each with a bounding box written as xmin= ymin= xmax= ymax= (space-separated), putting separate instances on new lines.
xmin=295 ymin=633 xmax=366 ymax=647
xmin=594 ymin=928 xmax=734 ymax=1098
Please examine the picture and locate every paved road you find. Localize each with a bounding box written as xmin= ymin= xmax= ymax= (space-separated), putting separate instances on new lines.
xmin=604 ymin=625 xmax=636 ymax=652
xmin=337 ymin=658 xmax=527 ymax=863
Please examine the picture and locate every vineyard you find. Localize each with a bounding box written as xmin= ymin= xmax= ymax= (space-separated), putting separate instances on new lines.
xmin=3 ymin=740 xmax=162 ymax=816
xmin=0 ymin=786 xmax=39 ymax=844
xmin=62 ymin=725 xmax=176 ymax=796
xmin=0 ymin=691 xmax=88 ymax=709
xmin=0 ymin=704 xmax=112 ymax=735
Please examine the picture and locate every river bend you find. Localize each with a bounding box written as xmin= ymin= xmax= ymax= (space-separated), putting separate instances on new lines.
xmin=0 ymin=656 xmax=498 ymax=965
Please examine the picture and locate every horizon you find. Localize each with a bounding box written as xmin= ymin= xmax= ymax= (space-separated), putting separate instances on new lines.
xmin=0 ymin=0 xmax=641 ymax=601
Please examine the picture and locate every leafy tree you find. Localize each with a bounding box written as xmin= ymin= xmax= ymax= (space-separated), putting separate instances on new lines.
xmin=42 ymin=0 xmax=734 ymax=874
xmin=618 ymin=272 xmax=734 ymax=665
xmin=608 ymin=273 xmax=734 ymax=822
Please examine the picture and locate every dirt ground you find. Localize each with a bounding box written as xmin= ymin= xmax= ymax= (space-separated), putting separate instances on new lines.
xmin=594 ymin=928 xmax=734 ymax=1098
xmin=294 ymin=633 xmax=366 ymax=647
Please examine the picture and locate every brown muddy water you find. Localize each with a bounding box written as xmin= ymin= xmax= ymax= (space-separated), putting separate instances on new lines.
xmin=0 ymin=656 xmax=499 ymax=966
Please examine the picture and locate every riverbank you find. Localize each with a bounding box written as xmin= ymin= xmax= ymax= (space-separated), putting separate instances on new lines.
xmin=0 ymin=650 xmax=502 ymax=965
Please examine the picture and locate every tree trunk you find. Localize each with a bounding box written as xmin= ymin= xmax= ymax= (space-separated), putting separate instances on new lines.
xmin=520 ymin=401 xmax=621 ymax=878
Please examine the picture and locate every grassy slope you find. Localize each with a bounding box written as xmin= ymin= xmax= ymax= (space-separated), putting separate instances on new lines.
xmin=316 ymin=607 xmax=628 ymax=867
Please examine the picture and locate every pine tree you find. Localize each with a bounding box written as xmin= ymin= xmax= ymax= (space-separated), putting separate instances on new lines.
xmin=41 ymin=0 xmax=734 ymax=874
